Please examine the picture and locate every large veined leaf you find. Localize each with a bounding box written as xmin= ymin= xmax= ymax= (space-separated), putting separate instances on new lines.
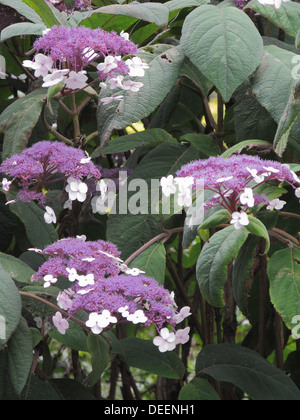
xmin=268 ymin=248 xmax=300 ymax=331
xmin=273 ymin=79 xmax=300 ymax=156
xmin=250 ymin=46 xmax=300 ymax=130
xmin=0 ymin=0 xmax=43 ymax=23
xmin=165 ymin=0 xmax=207 ymax=11
xmin=246 ymin=0 xmax=300 ymax=37
xmin=180 ymin=5 xmax=263 ymax=102
xmin=22 ymin=0 xmax=61 ymax=27
xmin=0 ymin=317 xmax=33 ymax=396
xmin=196 ymin=344 xmax=300 ymax=400
xmin=1 ymin=22 xmax=46 ymax=43
xmin=7 ymin=195 xmax=58 ymax=249
xmin=112 ymin=337 xmax=185 ymax=379
xmin=129 ymin=242 xmax=166 ymax=285
xmin=196 ymin=225 xmax=249 ymax=307
xmin=178 ymin=378 xmax=220 ymax=400
xmin=0 ymin=253 xmax=34 ymax=284
xmin=88 ymin=2 xmax=170 ymax=27
xmin=0 ymin=267 xmax=22 ymax=349
xmin=96 ymin=46 xmax=185 ymax=150
xmin=0 ymin=89 xmax=47 ymax=160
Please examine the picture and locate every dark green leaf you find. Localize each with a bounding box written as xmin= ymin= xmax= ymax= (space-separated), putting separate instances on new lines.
xmin=129 ymin=242 xmax=166 ymax=285
xmin=0 ymin=89 xmax=47 ymax=159
xmin=180 ymin=5 xmax=263 ymax=101
xmin=0 ymin=253 xmax=34 ymax=284
xmin=196 ymin=344 xmax=300 ymax=400
xmin=196 ymin=225 xmax=249 ymax=307
xmin=0 ymin=266 xmax=22 ymax=349
xmin=245 ymin=216 xmax=270 ymax=254
xmin=22 ymin=0 xmax=61 ymax=27
xmin=178 ymin=378 xmax=220 ymax=400
xmin=87 ymin=333 xmax=109 ymax=386
xmin=112 ymin=337 xmax=185 ymax=379
xmin=199 ymin=209 xmax=231 ymax=230
xmin=268 ymin=248 xmax=300 ymax=331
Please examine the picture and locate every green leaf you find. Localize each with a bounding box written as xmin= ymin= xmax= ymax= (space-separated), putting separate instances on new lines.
xmin=90 ymin=2 xmax=170 ymax=27
xmin=0 ymin=266 xmax=22 ymax=349
xmin=87 ymin=333 xmax=109 ymax=386
xmin=129 ymin=242 xmax=166 ymax=285
xmin=22 ymin=0 xmax=61 ymax=27
xmin=273 ymin=80 xmax=300 ymax=156
xmin=245 ymin=216 xmax=270 ymax=254
xmin=250 ymin=46 xmax=300 ymax=127
xmin=8 ymin=196 xmax=58 ymax=249
xmin=178 ymin=378 xmax=220 ymax=400
xmin=198 ymin=209 xmax=231 ymax=230
xmin=1 ymin=22 xmax=46 ymax=43
xmin=101 ymin=128 xmax=177 ymax=156
xmin=49 ymin=319 xmax=88 ymax=352
xmin=232 ymin=235 xmax=259 ymax=318
xmin=50 ymin=378 xmax=96 ymax=400
xmin=0 ymin=253 xmax=34 ymax=284
xmin=180 ymin=134 xmax=219 ymax=157
xmin=0 ymin=0 xmax=43 ymax=23
xmin=166 ymin=0 xmax=207 ymax=12
xmin=196 ymin=344 xmax=300 ymax=400
xmin=221 ymin=139 xmax=271 ymax=158
xmin=296 ymin=29 xmax=300 ymax=49
xmin=268 ymin=248 xmax=300 ymax=331
xmin=97 ymin=45 xmax=185 ymax=149
xmin=112 ymin=337 xmax=185 ymax=379
xmin=0 ymin=88 xmax=47 ymax=160
xmin=245 ymin=0 xmax=300 ymax=37
xmin=180 ymin=5 xmax=263 ymax=102
xmin=196 ymin=225 xmax=249 ymax=307
xmin=0 ymin=317 xmax=33 ymax=396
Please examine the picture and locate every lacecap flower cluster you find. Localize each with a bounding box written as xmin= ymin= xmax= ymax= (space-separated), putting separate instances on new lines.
xmin=161 ymin=154 xmax=300 ymax=230
xmin=23 ymin=25 xmax=148 ymax=102
xmin=0 ymin=141 xmax=101 ymax=222
xmin=31 ymin=236 xmax=191 ymax=352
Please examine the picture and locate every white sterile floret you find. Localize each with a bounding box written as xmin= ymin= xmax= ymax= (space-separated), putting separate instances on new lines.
xmin=120 ymin=30 xmax=130 ymax=41
xmin=2 ymin=178 xmax=12 ymax=191
xmin=153 ymin=328 xmax=176 ymax=353
xmin=173 ymin=306 xmax=192 ymax=324
xmin=230 ymin=212 xmax=249 ymax=230
xmin=126 ymin=310 xmax=148 ymax=324
xmin=43 ymin=274 xmax=57 ymax=288
xmin=121 ymin=80 xmax=144 ymax=92
xmin=125 ymin=268 xmax=146 ymax=276
xmin=240 ymin=188 xmax=255 ymax=208
xmin=86 ymin=310 xmax=117 ymax=334
xmin=108 ymin=75 xmax=124 ymax=90
xmin=44 ymin=206 xmax=57 ymax=224
xmin=57 ymin=291 xmax=72 ymax=311
xmin=52 ymin=312 xmax=69 ymax=335
xmin=125 ymin=57 xmax=149 ymax=78
xmin=77 ymin=273 xmax=95 ymax=287
xmin=65 ymin=70 xmax=88 ymax=90
xmin=246 ymin=167 xmax=267 ymax=183
xmin=295 ymin=188 xmax=300 ymax=200
xmin=160 ymin=175 xmax=177 ymax=197
xmin=66 ymin=267 xmax=78 ymax=282
xmin=97 ymin=56 xmax=119 ymax=74
xmin=100 ymin=95 xmax=124 ymax=105
xmin=23 ymin=53 xmax=53 ymax=78
xmin=175 ymin=327 xmax=190 ymax=345
xmin=42 ymin=69 xmax=69 ymax=88
xmin=65 ymin=177 xmax=88 ymax=202
xmin=118 ymin=306 xmax=130 ymax=318
xmin=266 ymin=198 xmax=286 ymax=211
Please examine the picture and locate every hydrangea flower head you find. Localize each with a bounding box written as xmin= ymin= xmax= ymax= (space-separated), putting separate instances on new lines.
xmin=0 ymin=141 xmax=101 ymax=204
xmin=176 ymin=154 xmax=299 ymax=213
xmin=33 ymin=26 xmax=138 ymax=74
xmin=31 ymin=237 xmax=190 ymax=342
